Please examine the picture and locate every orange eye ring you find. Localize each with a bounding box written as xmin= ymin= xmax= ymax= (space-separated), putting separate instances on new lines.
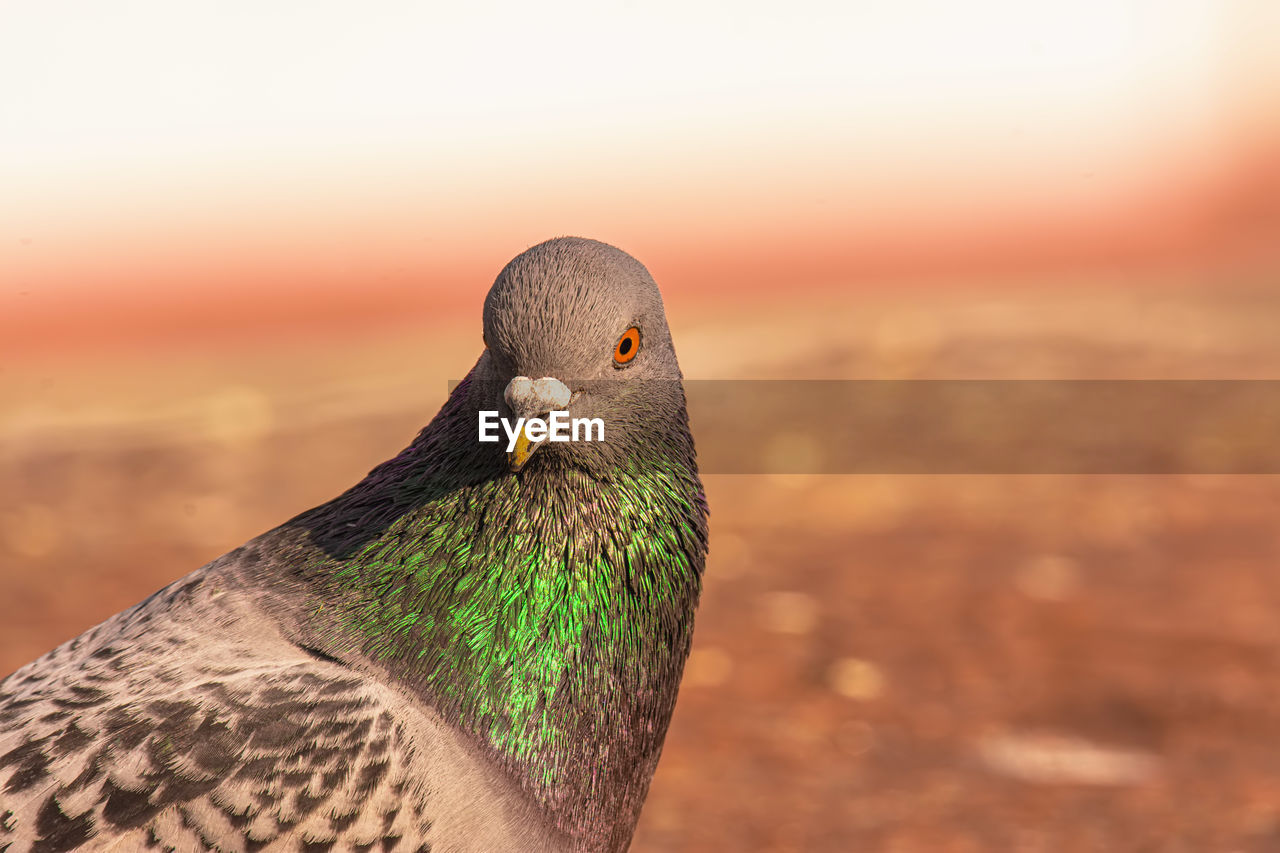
xmin=614 ymin=327 xmax=641 ymax=365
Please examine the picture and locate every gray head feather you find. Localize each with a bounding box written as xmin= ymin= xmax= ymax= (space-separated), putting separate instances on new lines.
xmin=473 ymin=237 xmax=689 ymax=474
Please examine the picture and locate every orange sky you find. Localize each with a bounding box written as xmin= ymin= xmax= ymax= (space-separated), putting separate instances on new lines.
xmin=2 ymin=1 xmax=1277 ymax=357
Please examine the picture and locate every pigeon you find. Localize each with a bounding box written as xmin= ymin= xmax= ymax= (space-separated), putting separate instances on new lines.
xmin=0 ymin=237 xmax=709 ymax=853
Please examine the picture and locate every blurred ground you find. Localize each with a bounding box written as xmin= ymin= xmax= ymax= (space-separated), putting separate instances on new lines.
xmin=4 ymin=269 xmax=1280 ymax=851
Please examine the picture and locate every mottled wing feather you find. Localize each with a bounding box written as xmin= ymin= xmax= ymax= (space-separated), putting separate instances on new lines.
xmin=0 ymin=655 xmax=431 ymax=853
xmin=0 ymin=571 xmax=434 ymax=853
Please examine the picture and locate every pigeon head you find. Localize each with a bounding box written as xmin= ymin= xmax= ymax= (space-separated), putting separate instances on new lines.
xmin=474 ymin=237 xmax=688 ymax=473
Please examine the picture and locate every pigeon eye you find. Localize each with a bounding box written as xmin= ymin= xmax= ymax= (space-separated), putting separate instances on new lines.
xmin=614 ymin=327 xmax=641 ymax=365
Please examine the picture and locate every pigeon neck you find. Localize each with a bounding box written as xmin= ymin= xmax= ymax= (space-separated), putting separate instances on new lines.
xmin=287 ymin=377 xmax=708 ymax=846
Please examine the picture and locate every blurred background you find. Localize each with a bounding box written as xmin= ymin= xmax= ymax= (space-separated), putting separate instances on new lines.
xmin=3 ymin=0 xmax=1280 ymax=849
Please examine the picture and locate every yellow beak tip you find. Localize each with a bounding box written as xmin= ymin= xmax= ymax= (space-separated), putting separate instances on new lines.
xmin=508 ymin=431 xmax=540 ymax=472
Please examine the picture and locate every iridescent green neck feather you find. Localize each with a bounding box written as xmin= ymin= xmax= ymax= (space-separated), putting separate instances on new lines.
xmin=277 ymin=374 xmax=708 ymax=845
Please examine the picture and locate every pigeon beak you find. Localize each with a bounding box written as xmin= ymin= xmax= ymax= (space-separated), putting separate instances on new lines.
xmin=504 ymin=376 xmax=572 ymax=473
xmin=508 ymin=427 xmax=540 ymax=473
